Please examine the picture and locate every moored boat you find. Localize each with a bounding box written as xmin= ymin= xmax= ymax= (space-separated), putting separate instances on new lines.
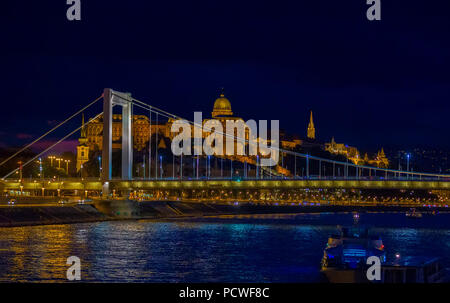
xmin=320 ymin=226 xmax=446 ymax=283
xmin=406 ymin=208 xmax=422 ymax=218
xmin=320 ymin=226 xmax=385 ymax=283
xmin=381 ymin=256 xmax=445 ymax=283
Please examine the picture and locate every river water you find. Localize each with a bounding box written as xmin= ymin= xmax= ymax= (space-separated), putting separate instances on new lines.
xmin=0 ymin=212 xmax=449 ymax=282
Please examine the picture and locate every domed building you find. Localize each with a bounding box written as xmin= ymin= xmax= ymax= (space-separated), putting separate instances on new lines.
xmin=205 ymin=90 xmax=246 ymax=131
xmin=212 ymin=91 xmax=233 ymax=118
xmin=200 ymin=90 xmax=251 ymax=157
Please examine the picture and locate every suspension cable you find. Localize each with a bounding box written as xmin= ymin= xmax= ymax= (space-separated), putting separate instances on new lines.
xmin=0 ymin=95 xmax=103 ymax=168
xmin=132 ymin=97 xmax=450 ymax=179
xmin=2 ymin=111 xmax=103 ymax=180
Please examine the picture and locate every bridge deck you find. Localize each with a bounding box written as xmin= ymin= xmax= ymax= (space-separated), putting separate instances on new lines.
xmin=1 ymin=179 xmax=450 ymax=191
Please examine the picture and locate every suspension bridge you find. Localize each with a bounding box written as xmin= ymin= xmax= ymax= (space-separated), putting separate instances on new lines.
xmin=1 ymin=89 xmax=449 ymax=206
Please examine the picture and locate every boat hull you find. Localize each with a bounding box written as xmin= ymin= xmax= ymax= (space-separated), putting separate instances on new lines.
xmin=321 ymin=268 xmax=369 ymax=283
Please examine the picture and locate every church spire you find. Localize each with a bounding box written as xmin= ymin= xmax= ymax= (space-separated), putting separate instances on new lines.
xmin=78 ymin=113 xmax=88 ymax=146
xmin=307 ymin=110 xmax=315 ymax=140
xmin=80 ymin=112 xmax=86 ymax=138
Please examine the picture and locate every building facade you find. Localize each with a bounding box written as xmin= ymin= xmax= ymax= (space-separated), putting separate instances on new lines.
xmin=325 ymin=137 xmax=389 ymax=168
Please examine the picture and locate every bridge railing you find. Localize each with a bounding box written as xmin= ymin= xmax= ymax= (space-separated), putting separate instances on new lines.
xmin=3 ymin=175 xmax=449 ymax=184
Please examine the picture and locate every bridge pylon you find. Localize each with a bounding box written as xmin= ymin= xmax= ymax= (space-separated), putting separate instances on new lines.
xmin=102 ymin=88 xmax=133 ymax=197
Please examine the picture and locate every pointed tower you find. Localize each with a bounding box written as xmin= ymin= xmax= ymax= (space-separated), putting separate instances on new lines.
xmin=76 ymin=113 xmax=90 ymax=172
xmin=307 ymin=111 xmax=316 ymax=140
xmin=330 ymin=137 xmax=336 ymax=149
xmin=79 ymin=113 xmax=87 ymax=143
xmin=378 ymin=147 xmax=389 ymax=168
xmin=364 ymin=153 xmax=369 ymax=163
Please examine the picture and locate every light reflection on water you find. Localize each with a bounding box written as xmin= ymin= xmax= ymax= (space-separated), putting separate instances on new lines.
xmin=0 ymin=212 xmax=449 ymax=282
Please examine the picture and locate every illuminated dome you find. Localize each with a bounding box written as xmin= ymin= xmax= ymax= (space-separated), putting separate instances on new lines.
xmin=212 ymin=92 xmax=233 ymax=117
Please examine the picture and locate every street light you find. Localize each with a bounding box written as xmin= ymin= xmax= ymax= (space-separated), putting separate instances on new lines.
xmin=406 ymin=153 xmax=410 ymax=171
xmin=17 ymin=161 xmax=23 ymax=181
xmin=159 ymin=155 xmax=163 ymax=179
xmin=48 ymin=156 xmax=56 ymax=167
xmin=406 ymin=153 xmax=411 ymax=179
xmin=207 ymin=155 xmax=211 ymax=179
xmin=56 ymin=158 xmax=62 ymax=169
xmin=98 ymin=156 xmax=102 ymax=177
xmin=256 ymin=155 xmax=260 ymax=179
xmin=143 ymin=154 xmax=146 ymax=179
xmin=180 ymin=153 xmax=183 ymax=180
xmin=37 ymin=157 xmax=43 ymax=179
xmin=64 ymin=160 xmax=71 ymax=175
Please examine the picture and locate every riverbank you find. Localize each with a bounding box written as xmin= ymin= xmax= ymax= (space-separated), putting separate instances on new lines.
xmin=0 ymin=200 xmax=447 ymax=228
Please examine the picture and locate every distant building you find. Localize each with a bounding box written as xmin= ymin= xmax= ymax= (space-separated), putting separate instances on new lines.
xmin=76 ymin=114 xmax=89 ymax=171
xmin=281 ymin=138 xmax=302 ymax=149
xmin=325 ymin=137 xmax=389 ymax=168
xmin=370 ymin=148 xmax=389 ymax=168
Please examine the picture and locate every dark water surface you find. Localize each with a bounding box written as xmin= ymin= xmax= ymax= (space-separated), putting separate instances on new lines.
xmin=0 ymin=212 xmax=449 ymax=282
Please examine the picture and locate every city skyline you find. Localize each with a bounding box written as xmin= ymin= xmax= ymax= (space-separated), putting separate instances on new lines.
xmin=1 ymin=86 xmax=448 ymax=152
xmin=1 ymin=1 xmax=450 ymax=151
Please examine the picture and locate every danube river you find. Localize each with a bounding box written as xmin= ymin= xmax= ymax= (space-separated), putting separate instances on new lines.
xmin=0 ymin=212 xmax=449 ymax=282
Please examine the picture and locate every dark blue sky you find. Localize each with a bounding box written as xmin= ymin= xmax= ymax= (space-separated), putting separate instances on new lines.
xmin=1 ymin=1 xmax=449 ymax=151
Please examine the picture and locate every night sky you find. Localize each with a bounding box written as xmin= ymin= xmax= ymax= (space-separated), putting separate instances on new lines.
xmin=1 ymin=1 xmax=449 ymax=152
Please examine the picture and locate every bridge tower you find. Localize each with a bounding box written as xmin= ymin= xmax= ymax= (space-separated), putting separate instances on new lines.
xmin=101 ymin=89 xmax=133 ymax=191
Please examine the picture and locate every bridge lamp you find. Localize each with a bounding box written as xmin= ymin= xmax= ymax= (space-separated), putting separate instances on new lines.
xmin=64 ymin=160 xmax=71 ymax=174
xmin=406 ymin=153 xmax=411 ymax=174
xmin=37 ymin=158 xmax=43 ymax=179
xmin=56 ymin=158 xmax=63 ymax=169
xmin=208 ymin=155 xmax=211 ymax=178
xmin=97 ymin=156 xmax=102 ymax=176
xmin=159 ymin=156 xmax=163 ymax=179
